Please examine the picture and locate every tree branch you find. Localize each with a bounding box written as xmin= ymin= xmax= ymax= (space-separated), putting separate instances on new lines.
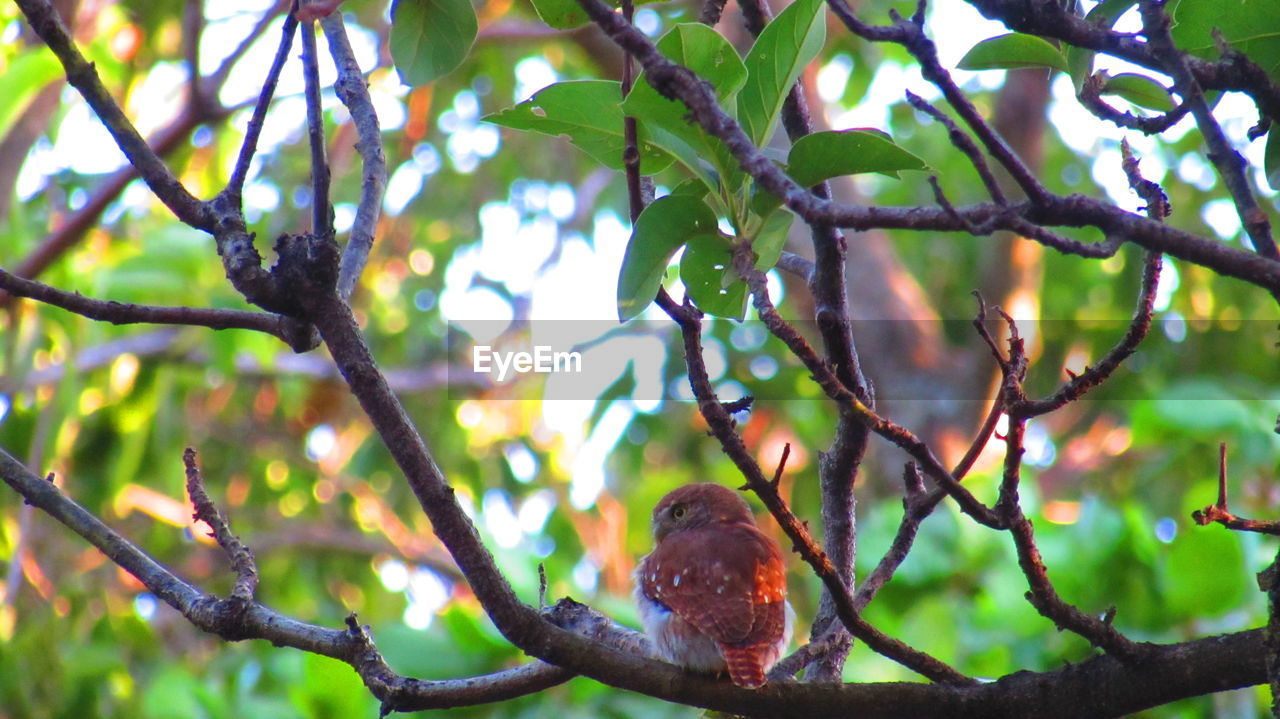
xmin=300 ymin=20 xmax=334 ymax=239
xmin=322 ymin=12 xmax=386 ymax=301
xmin=571 ymin=0 xmax=1280 ymax=295
xmin=0 ymin=438 xmax=1271 ymax=716
xmin=1137 ymin=0 xmax=1277 ymax=260
xmin=654 ymin=291 xmax=974 ymax=686
xmin=0 ymin=268 xmax=316 ymax=351
xmin=0 ymin=445 xmax=577 ymax=709
xmin=1192 ymin=443 xmax=1280 ymax=535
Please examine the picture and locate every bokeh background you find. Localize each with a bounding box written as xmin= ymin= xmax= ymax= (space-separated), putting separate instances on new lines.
xmin=1 ymin=0 xmax=1278 ymax=716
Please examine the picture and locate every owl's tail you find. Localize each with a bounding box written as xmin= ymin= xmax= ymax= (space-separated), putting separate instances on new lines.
xmin=721 ymin=645 xmax=768 ymax=689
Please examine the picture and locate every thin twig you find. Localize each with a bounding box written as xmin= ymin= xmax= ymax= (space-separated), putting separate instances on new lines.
xmin=1192 ymin=443 xmax=1280 ymax=535
xmin=775 ymin=251 xmax=815 ymax=282
xmin=991 ymin=316 xmax=1145 ymax=660
xmin=0 ymin=268 xmax=315 ymax=351
xmin=184 ymin=448 xmax=259 ymax=601
xmin=729 ymin=245 xmax=1004 ymax=528
xmin=225 ymin=12 xmax=299 ymax=203
xmin=300 ymin=21 xmax=333 ymax=239
xmin=322 ymin=13 xmax=386 ymax=301
xmin=1077 ymin=73 xmax=1191 ymax=135
xmin=1019 ymin=145 xmax=1166 ymax=417
xmin=907 ymin=91 xmax=1006 ymax=205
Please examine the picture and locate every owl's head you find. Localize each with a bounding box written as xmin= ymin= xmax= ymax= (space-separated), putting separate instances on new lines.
xmin=650 ymin=483 xmax=755 ymax=542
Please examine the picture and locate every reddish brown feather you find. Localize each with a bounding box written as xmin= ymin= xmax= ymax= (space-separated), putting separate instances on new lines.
xmin=722 ymin=645 xmax=769 ymax=688
xmin=639 ymin=522 xmax=787 ymax=675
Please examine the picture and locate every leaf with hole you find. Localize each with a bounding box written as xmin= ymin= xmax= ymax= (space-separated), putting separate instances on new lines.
xmin=485 ymin=81 xmax=674 ymax=174
xmin=957 ymin=33 xmax=1068 ymax=73
xmin=681 ymin=233 xmax=747 ymax=320
xmin=623 ymin=23 xmax=749 ymax=191
xmin=617 ymin=195 xmax=719 ymax=321
xmin=787 ymin=129 xmax=928 ymax=185
xmin=390 ymin=0 xmax=478 ymax=86
xmin=739 ymin=0 xmax=826 ymax=146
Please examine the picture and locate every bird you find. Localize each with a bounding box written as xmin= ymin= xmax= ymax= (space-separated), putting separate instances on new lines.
xmin=634 ymin=483 xmax=791 ymax=689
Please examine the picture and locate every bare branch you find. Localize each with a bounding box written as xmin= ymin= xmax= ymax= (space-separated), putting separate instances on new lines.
xmin=1019 ymin=145 xmax=1166 ymax=417
xmin=322 ymin=13 xmax=387 ymax=301
xmin=300 ymin=21 xmax=334 ymax=239
xmin=0 ymin=268 xmax=316 ymax=351
xmin=775 ymin=251 xmax=815 ymax=282
xmin=0 ymin=444 xmax=577 ymax=709
xmin=1138 ymin=0 xmax=1277 ymax=260
xmin=1192 ymin=443 xmax=1280 ymax=535
xmin=907 ymin=91 xmax=1006 ymax=205
xmin=1077 ymin=73 xmax=1192 ymax=135
xmin=729 ymin=245 xmax=1003 ymax=529
xmin=987 ymin=316 xmax=1146 ymax=660
xmin=184 ymin=448 xmax=259 ymax=601
xmin=224 ymin=12 xmax=300 ymax=203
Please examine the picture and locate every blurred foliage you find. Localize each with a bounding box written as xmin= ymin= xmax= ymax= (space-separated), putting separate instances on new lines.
xmin=0 ymin=0 xmax=1278 ymax=717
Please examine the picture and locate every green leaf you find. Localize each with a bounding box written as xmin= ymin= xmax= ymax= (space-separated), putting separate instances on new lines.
xmin=1265 ymin=129 xmax=1280 ymax=192
xmin=1171 ymin=0 xmax=1280 ymax=82
xmin=1065 ymin=0 xmax=1135 ymax=91
xmin=957 ymin=33 xmax=1069 ymax=72
xmin=739 ymin=0 xmax=826 ymax=146
xmin=787 ymin=129 xmax=928 ymax=185
xmin=623 ymin=24 xmax=749 ymax=191
xmin=617 ymin=195 xmax=718 ymax=321
xmin=1101 ymin=73 xmax=1175 ymax=112
xmin=529 ymin=0 xmax=590 ymax=29
xmin=681 ymin=233 xmax=747 ymax=319
xmin=752 ymin=208 xmax=793 ymax=271
xmin=389 ymin=0 xmax=478 ymax=86
xmin=485 ymin=81 xmax=674 ymax=173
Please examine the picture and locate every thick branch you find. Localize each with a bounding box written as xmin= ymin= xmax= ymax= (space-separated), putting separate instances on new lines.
xmin=0 ymin=439 xmax=1269 ymax=717
xmin=571 ymin=0 xmax=1280 ymax=295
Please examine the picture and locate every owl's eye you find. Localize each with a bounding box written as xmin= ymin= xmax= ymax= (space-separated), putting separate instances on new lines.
xmin=671 ymin=505 xmax=687 ymax=520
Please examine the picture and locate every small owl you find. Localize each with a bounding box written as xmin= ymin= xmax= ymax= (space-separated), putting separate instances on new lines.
xmin=634 ymin=483 xmax=791 ymax=688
